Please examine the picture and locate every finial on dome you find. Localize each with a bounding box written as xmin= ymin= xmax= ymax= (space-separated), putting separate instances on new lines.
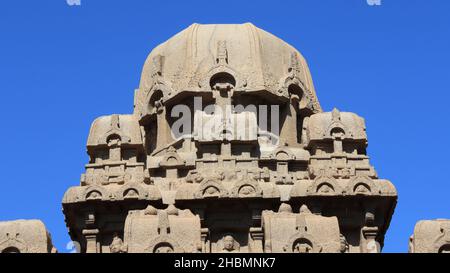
xmin=288 ymin=51 xmax=301 ymax=76
xmin=332 ymin=108 xmax=341 ymax=122
xmin=111 ymin=114 xmax=120 ymax=130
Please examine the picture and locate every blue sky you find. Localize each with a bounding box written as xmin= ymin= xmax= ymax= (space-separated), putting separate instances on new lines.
xmin=0 ymin=0 xmax=449 ymax=253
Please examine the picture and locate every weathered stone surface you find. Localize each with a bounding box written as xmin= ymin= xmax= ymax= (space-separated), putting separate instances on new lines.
xmin=3 ymin=22 xmax=450 ymax=254
xmin=124 ymin=205 xmax=202 ymax=253
xmin=409 ymin=219 xmax=450 ymax=253
xmin=135 ymin=23 xmax=322 ymax=120
xmin=262 ymin=204 xmax=342 ymax=253
xmin=84 ymin=114 xmax=147 ymax=187
xmin=61 ymin=23 xmax=398 ymax=253
xmin=0 ymin=220 xmax=56 ymax=253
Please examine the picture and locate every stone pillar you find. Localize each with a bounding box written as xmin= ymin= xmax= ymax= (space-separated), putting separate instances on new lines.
xmin=333 ymin=136 xmax=343 ymax=154
xmin=280 ymin=102 xmax=298 ymax=146
xmin=201 ymin=228 xmax=209 ymax=253
xmin=166 ymin=168 xmax=178 ymax=179
xmin=249 ymin=227 xmax=264 ymax=253
xmin=360 ymin=212 xmax=380 ymax=253
xmin=108 ymin=141 xmax=121 ymax=161
xmin=157 ymin=108 xmax=173 ymax=151
xmin=82 ymin=229 xmax=100 ymax=253
xmin=221 ymin=141 xmax=231 ymax=157
xmin=360 ymin=226 xmax=379 ymax=253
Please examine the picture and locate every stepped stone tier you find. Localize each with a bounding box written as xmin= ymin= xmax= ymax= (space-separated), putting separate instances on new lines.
xmin=0 ymin=220 xmax=57 ymax=253
xmin=61 ymin=23 xmax=398 ymax=253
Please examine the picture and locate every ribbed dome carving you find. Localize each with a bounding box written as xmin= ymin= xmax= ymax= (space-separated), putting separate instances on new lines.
xmin=135 ymin=23 xmax=321 ymax=118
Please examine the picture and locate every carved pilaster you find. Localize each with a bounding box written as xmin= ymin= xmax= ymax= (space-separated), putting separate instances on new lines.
xmin=249 ymin=227 xmax=264 ymax=253
xmin=360 ymin=226 xmax=379 ymax=253
xmin=360 ymin=212 xmax=380 ymax=253
xmin=201 ymin=228 xmax=209 ymax=253
xmin=82 ymin=229 xmax=100 ymax=253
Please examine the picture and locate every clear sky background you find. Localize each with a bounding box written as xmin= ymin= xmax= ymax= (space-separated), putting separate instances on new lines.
xmin=0 ymin=0 xmax=449 ymax=253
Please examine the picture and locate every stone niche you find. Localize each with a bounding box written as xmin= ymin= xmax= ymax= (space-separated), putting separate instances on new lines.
xmin=0 ymin=220 xmax=57 ymax=253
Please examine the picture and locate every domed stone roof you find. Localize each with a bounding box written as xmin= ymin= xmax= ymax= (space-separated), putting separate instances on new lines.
xmin=86 ymin=114 xmax=142 ymax=147
xmin=134 ymin=23 xmax=321 ymax=118
xmin=58 ymin=22 xmax=399 ymax=254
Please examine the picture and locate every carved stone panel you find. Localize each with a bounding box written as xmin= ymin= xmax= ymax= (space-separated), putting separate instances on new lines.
xmin=262 ymin=204 xmax=342 ymax=253
xmin=124 ymin=205 xmax=202 ymax=253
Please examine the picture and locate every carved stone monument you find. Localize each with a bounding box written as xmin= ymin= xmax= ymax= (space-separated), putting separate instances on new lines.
xmin=124 ymin=205 xmax=202 ymax=253
xmin=60 ymin=23 xmax=398 ymax=253
xmin=262 ymin=204 xmax=342 ymax=253
xmin=1 ymin=23 xmax=449 ymax=254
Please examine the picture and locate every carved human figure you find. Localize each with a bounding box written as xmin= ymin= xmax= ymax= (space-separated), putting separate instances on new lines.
xmin=340 ymin=234 xmax=349 ymax=253
xmin=221 ymin=235 xmax=238 ymax=253
xmin=110 ymin=233 xmax=127 ymax=253
xmin=107 ymin=136 xmax=122 ymax=161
